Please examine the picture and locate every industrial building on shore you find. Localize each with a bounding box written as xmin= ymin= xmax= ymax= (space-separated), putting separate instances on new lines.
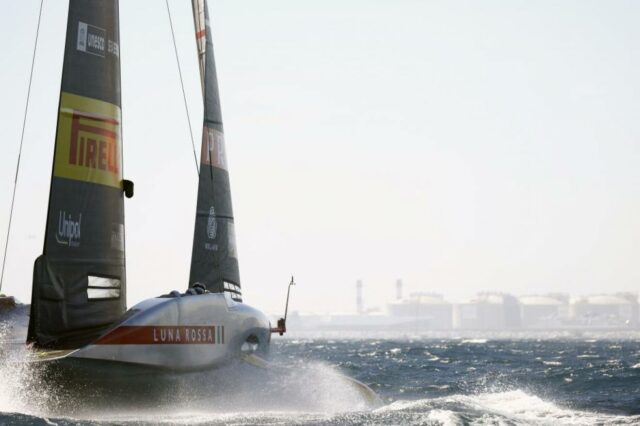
xmin=387 ymin=292 xmax=453 ymax=329
xmin=288 ymin=280 xmax=640 ymax=332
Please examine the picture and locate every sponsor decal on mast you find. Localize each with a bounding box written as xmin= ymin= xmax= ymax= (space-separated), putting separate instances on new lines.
xmin=205 ymin=206 xmax=218 ymax=251
xmin=76 ymin=21 xmax=119 ymax=58
xmin=201 ymin=127 xmax=227 ymax=169
xmin=55 ymin=211 xmax=82 ymax=247
xmin=207 ymin=206 xmax=217 ymax=239
xmin=53 ymin=92 xmax=122 ymax=188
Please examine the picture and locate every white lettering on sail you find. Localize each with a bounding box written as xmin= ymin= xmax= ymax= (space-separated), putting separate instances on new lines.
xmin=111 ymin=223 xmax=125 ymax=251
xmin=108 ymin=40 xmax=120 ymax=58
xmin=56 ymin=211 xmax=82 ymax=247
xmin=76 ymin=22 xmax=118 ymax=58
xmin=76 ymin=22 xmax=105 ymax=57
xmin=207 ymin=206 xmax=217 ymax=239
xmin=87 ymin=33 xmax=104 ymax=52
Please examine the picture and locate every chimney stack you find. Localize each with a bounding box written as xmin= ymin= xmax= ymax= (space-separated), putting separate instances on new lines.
xmin=396 ymin=279 xmax=403 ymax=300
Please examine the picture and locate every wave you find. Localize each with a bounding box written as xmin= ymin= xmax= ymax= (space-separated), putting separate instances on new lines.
xmin=3 ymin=389 xmax=639 ymax=425
xmin=378 ymin=390 xmax=640 ymax=425
xmin=3 ymin=325 xmax=639 ymax=425
xmin=459 ymin=338 xmax=488 ymax=344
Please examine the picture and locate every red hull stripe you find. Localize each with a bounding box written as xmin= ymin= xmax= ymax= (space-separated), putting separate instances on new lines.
xmin=95 ymin=325 xmax=224 ymax=345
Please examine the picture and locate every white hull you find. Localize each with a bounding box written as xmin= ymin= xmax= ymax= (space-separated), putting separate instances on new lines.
xmin=62 ymin=292 xmax=271 ymax=371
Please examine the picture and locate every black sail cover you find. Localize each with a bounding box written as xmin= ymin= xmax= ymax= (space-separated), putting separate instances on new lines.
xmin=188 ymin=0 xmax=241 ymax=301
xmin=28 ymin=0 xmax=126 ymax=349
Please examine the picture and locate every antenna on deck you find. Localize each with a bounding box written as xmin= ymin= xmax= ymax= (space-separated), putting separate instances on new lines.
xmin=271 ymin=275 xmax=295 ymax=336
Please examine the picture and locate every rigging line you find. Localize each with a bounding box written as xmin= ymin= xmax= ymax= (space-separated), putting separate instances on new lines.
xmin=0 ymin=0 xmax=44 ymax=292
xmin=165 ymin=0 xmax=200 ymax=177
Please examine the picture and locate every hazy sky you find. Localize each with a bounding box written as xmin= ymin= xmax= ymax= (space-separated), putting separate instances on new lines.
xmin=1 ymin=0 xmax=639 ymax=315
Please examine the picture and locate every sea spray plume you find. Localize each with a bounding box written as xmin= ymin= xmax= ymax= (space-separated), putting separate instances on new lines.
xmin=0 ymin=327 xmax=59 ymax=417
xmin=0 ymin=358 xmax=378 ymax=423
xmin=157 ymin=358 xmax=375 ymax=413
xmin=264 ymin=359 xmax=376 ymax=413
xmin=0 ymin=313 xmax=100 ymax=419
xmin=2 ymin=341 xmax=640 ymax=425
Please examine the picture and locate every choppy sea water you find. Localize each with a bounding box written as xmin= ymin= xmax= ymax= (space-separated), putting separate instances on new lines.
xmin=1 ymin=316 xmax=640 ymax=425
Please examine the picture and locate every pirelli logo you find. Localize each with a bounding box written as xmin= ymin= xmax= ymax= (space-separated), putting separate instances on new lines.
xmin=201 ymin=126 xmax=228 ymax=170
xmin=54 ymin=92 xmax=122 ymax=188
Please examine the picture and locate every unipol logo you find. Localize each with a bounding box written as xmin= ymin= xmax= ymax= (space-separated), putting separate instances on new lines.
xmin=207 ymin=206 xmax=217 ymax=239
xmin=76 ymin=22 xmax=106 ymax=57
xmin=56 ymin=211 xmax=82 ymax=247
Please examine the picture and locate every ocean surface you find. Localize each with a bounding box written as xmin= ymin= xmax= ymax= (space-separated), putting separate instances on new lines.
xmin=1 ymin=321 xmax=640 ymax=425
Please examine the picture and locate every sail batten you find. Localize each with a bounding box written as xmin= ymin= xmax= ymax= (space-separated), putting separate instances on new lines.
xmin=28 ymin=0 xmax=127 ymax=349
xmin=188 ymin=0 xmax=241 ymax=300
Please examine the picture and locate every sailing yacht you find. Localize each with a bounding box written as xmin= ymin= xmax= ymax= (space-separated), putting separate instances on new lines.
xmin=27 ymin=0 xmax=272 ymax=371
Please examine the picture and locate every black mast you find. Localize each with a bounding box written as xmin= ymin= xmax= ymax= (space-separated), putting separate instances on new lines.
xmin=28 ymin=0 xmax=127 ymax=349
xmin=188 ymin=0 xmax=242 ymax=301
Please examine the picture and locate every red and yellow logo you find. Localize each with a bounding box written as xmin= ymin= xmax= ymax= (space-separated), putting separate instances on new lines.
xmin=200 ymin=126 xmax=228 ymax=170
xmin=54 ymin=92 xmax=122 ymax=188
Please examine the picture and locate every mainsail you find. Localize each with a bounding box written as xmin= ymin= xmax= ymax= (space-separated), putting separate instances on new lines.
xmin=28 ymin=0 xmax=127 ymax=349
xmin=188 ymin=0 xmax=242 ymax=301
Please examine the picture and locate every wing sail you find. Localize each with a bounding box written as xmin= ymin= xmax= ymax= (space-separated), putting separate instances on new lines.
xmin=28 ymin=0 xmax=127 ymax=349
xmin=188 ymin=0 xmax=241 ymax=301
